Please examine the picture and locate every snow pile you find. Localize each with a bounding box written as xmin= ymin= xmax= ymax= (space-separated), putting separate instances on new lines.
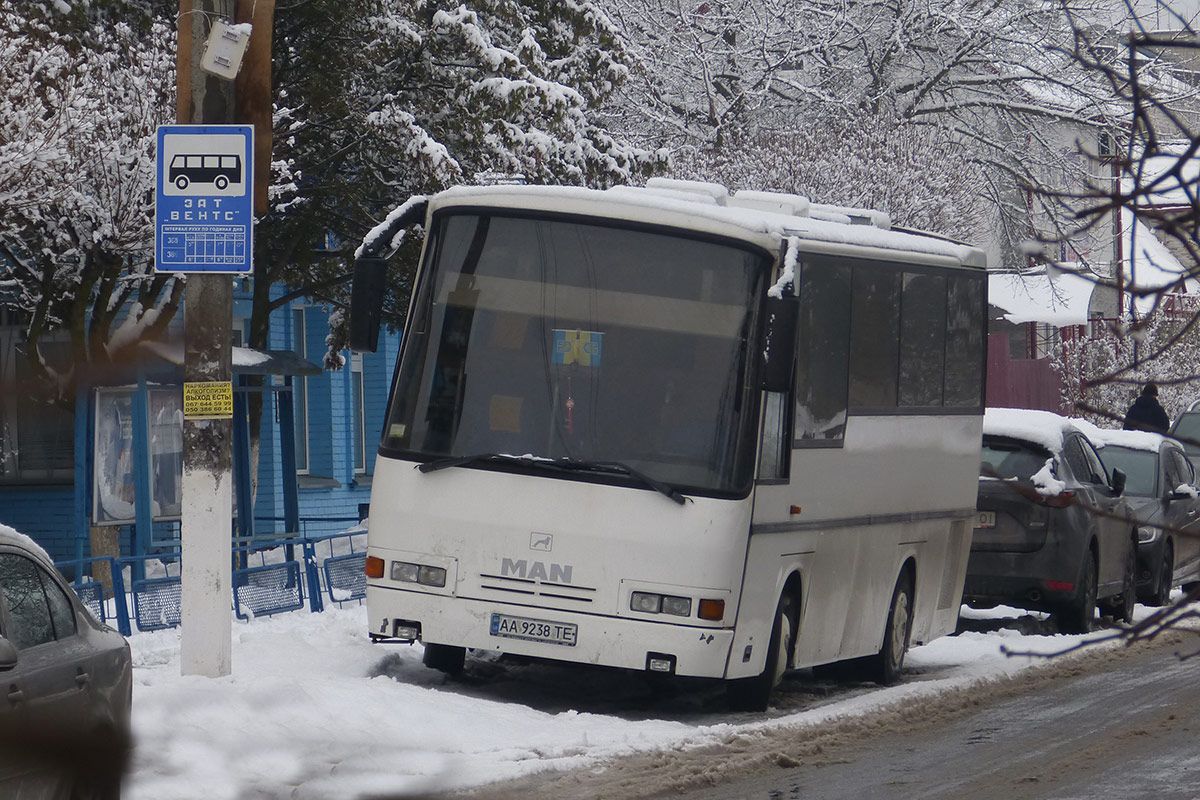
xmin=123 ymin=601 xmax=1165 ymax=800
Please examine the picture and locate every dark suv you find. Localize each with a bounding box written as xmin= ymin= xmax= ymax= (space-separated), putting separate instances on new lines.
xmin=1078 ymin=423 xmax=1200 ymax=605
xmin=1169 ymin=400 xmax=1200 ymax=475
xmin=964 ymin=408 xmax=1138 ymax=633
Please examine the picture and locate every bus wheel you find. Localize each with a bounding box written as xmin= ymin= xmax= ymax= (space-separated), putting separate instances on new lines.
xmin=866 ymin=571 xmax=913 ymax=685
xmin=215 ymin=175 xmax=229 ymax=190
xmin=726 ymin=593 xmax=795 ymax=712
xmin=174 ymin=175 xmax=189 ymax=190
xmin=422 ymin=643 xmax=465 ymax=676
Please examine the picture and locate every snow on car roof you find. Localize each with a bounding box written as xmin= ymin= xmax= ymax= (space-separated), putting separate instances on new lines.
xmin=1072 ymin=419 xmax=1169 ymax=452
xmin=983 ymin=407 xmax=1077 ymax=452
xmin=0 ymin=522 xmax=55 ymax=566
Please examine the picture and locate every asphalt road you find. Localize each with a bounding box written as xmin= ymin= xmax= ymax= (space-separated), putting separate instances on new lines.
xmin=469 ymin=626 xmax=1200 ymax=800
xmin=677 ymin=632 xmax=1200 ymax=800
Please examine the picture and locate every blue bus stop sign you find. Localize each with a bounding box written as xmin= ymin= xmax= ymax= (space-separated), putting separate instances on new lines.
xmin=155 ymin=125 xmax=253 ymax=273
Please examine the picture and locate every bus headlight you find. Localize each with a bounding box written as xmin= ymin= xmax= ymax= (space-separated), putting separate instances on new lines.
xmin=391 ymin=561 xmax=447 ymax=587
xmin=661 ymin=596 xmax=692 ymax=617
xmin=631 ymin=592 xmax=692 ymax=617
xmin=631 ymin=592 xmax=662 ymax=613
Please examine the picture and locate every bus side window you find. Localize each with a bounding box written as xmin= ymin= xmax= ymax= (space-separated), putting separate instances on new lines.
xmin=794 ymin=259 xmax=850 ymax=445
xmin=899 ymin=273 xmax=947 ymax=407
xmin=849 ymin=266 xmax=901 ymax=409
xmin=758 ymin=391 xmax=789 ymax=481
xmin=944 ymin=274 xmax=984 ymax=408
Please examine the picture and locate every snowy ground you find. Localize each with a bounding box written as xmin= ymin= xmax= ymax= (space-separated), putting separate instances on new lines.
xmin=124 ymin=601 xmax=1187 ymax=800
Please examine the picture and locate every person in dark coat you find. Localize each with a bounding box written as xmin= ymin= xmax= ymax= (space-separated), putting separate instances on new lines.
xmin=1123 ymin=382 xmax=1170 ymax=433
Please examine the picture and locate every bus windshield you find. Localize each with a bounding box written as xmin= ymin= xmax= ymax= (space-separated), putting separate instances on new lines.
xmin=382 ymin=212 xmax=770 ymax=496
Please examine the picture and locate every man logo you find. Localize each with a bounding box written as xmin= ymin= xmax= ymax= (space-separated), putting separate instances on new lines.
xmin=502 ymin=558 xmax=573 ymax=584
xmin=530 ymin=532 xmax=553 ymax=551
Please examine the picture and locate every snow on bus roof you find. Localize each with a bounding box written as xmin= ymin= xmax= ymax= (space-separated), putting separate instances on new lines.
xmin=433 ymin=184 xmax=984 ymax=266
xmin=983 ymin=407 xmax=1077 ymax=452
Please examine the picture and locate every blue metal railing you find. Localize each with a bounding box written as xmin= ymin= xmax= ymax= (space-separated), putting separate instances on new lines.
xmin=56 ymin=528 xmax=368 ymax=636
xmin=59 ymin=556 xmax=132 ymax=636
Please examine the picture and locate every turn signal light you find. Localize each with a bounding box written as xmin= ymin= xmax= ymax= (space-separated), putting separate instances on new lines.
xmin=698 ymin=598 xmax=725 ymax=621
xmin=365 ymin=556 xmax=384 ymax=579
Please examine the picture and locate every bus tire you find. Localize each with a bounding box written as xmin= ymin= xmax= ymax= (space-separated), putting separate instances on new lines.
xmin=215 ymin=175 xmax=229 ymax=190
xmin=422 ymin=643 xmax=465 ymax=675
xmin=174 ymin=175 xmax=189 ymax=190
xmin=865 ymin=570 xmax=913 ymax=685
xmin=726 ymin=593 xmax=795 ymax=712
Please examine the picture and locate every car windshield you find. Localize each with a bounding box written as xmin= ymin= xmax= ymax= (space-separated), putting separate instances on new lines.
xmin=382 ymin=212 xmax=769 ymax=496
xmin=980 ymin=438 xmax=1051 ymax=480
xmin=1097 ymin=445 xmax=1158 ymax=496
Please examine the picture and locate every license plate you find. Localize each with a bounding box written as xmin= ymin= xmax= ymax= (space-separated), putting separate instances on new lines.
xmin=977 ymin=511 xmax=996 ymax=528
xmin=490 ymin=613 xmax=577 ymax=646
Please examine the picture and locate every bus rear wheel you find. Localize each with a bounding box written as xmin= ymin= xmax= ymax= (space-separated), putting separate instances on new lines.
xmin=857 ymin=570 xmax=913 ymax=686
xmin=422 ymin=642 xmax=465 ymax=675
xmin=726 ymin=593 xmax=795 ymax=712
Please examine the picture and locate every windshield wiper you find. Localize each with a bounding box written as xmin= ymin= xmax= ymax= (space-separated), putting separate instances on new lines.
xmin=418 ymin=454 xmax=690 ymax=505
xmin=417 ymin=453 xmax=547 ymax=473
xmin=555 ymin=459 xmax=690 ymax=505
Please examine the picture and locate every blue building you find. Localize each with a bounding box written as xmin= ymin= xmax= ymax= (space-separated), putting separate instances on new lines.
xmin=0 ymin=282 xmax=398 ymax=562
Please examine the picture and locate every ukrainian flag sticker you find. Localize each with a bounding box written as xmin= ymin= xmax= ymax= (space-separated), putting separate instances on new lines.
xmin=553 ymin=329 xmax=604 ymax=367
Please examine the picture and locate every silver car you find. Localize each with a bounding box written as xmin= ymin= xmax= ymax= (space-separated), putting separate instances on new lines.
xmin=0 ymin=527 xmax=132 ymax=799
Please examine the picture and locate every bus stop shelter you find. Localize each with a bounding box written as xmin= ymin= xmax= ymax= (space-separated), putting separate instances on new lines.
xmin=75 ymin=342 xmax=322 ymax=564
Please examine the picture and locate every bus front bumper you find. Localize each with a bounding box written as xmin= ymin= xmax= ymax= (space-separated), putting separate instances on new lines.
xmin=367 ymin=584 xmax=737 ymax=679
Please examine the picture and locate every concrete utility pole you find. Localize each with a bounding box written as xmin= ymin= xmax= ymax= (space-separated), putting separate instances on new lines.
xmin=178 ymin=0 xmax=237 ymax=678
xmin=175 ymin=0 xmax=272 ymax=678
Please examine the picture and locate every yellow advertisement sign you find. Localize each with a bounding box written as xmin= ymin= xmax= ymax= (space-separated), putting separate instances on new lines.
xmin=183 ymin=381 xmax=234 ymax=420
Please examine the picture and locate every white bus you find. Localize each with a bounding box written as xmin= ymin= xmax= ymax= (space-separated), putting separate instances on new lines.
xmin=349 ymin=178 xmax=987 ymax=710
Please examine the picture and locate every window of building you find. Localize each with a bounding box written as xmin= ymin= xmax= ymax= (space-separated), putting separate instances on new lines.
xmin=0 ymin=328 xmax=74 ymax=484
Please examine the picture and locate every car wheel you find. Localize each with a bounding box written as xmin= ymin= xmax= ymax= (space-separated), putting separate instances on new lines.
xmin=1115 ymin=542 xmax=1136 ymax=623
xmin=726 ymin=592 xmax=795 ymax=711
xmin=865 ymin=571 xmax=914 ymax=685
xmin=422 ymin=642 xmax=465 ymax=675
xmin=1148 ymin=542 xmax=1174 ymax=607
xmin=1057 ymin=553 xmax=1097 ymax=634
